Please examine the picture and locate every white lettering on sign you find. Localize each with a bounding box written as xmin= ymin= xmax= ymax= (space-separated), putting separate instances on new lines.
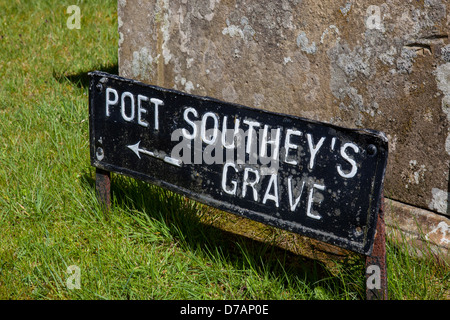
xmin=306 ymin=134 xmax=325 ymax=170
xmin=307 ymin=183 xmax=325 ymax=220
xmin=262 ymin=173 xmax=279 ymax=207
xmin=331 ymin=137 xmax=336 ymax=151
xmin=105 ymin=87 xmax=365 ymax=222
xmin=288 ymin=177 xmax=306 ymax=212
xmin=182 ymin=107 xmax=198 ymax=139
xmin=137 ymin=95 xmax=149 ymax=127
xmin=222 ymin=116 xmax=240 ymax=149
xmin=243 ymin=119 xmax=261 ymax=163
xmin=337 ymin=142 xmax=359 ymax=178
xmin=222 ymin=162 xmax=238 ymax=195
xmin=201 ymin=112 xmax=219 ymax=145
xmin=242 ymin=167 xmax=260 ymax=202
xmin=105 ymin=87 xmax=118 ymax=117
xmin=150 ymin=98 xmax=163 ymax=130
xmin=104 ymin=88 xmax=162 ymax=130
xmin=169 ymin=106 xmax=364 ymax=220
xmin=260 ymin=125 xmax=281 ymax=166
xmin=284 ymin=129 xmax=302 ymax=166
xmin=121 ymin=91 xmax=135 ymax=122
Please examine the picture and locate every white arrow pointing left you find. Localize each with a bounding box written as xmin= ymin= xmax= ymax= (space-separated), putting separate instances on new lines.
xmin=127 ymin=141 xmax=155 ymax=159
xmin=127 ymin=141 xmax=182 ymax=167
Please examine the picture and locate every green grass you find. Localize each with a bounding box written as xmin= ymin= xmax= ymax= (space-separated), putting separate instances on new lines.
xmin=0 ymin=0 xmax=448 ymax=300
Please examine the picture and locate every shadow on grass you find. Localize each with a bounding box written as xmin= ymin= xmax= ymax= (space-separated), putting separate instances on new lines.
xmin=53 ymin=64 xmax=118 ymax=89
xmin=81 ymin=171 xmax=365 ymax=299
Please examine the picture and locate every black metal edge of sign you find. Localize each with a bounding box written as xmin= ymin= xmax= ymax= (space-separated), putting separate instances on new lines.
xmin=88 ymin=70 xmax=388 ymax=256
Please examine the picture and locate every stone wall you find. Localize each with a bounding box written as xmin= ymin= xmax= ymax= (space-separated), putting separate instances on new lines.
xmin=117 ymin=0 xmax=449 ymax=257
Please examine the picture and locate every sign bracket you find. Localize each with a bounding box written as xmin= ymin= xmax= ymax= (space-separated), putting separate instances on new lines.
xmin=95 ymin=168 xmax=111 ymax=215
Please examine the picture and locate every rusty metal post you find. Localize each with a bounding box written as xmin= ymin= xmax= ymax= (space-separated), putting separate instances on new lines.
xmin=95 ymin=168 xmax=111 ymax=216
xmin=365 ymin=192 xmax=388 ymax=300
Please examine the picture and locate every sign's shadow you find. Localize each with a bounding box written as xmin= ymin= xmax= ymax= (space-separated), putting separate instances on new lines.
xmin=81 ymin=171 xmax=365 ymax=298
xmin=53 ymin=64 xmax=118 ymax=89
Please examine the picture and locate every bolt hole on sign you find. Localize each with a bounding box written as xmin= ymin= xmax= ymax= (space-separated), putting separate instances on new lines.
xmin=89 ymin=71 xmax=388 ymax=255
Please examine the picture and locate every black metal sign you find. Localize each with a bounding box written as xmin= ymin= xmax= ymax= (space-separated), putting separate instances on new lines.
xmin=89 ymin=71 xmax=388 ymax=255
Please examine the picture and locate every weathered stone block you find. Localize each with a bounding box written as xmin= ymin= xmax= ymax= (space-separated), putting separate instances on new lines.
xmin=118 ymin=1 xmax=450 ymax=220
xmin=385 ymin=198 xmax=449 ymax=261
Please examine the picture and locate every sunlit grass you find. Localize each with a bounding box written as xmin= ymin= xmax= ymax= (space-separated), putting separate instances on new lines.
xmin=0 ymin=0 xmax=448 ymax=300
